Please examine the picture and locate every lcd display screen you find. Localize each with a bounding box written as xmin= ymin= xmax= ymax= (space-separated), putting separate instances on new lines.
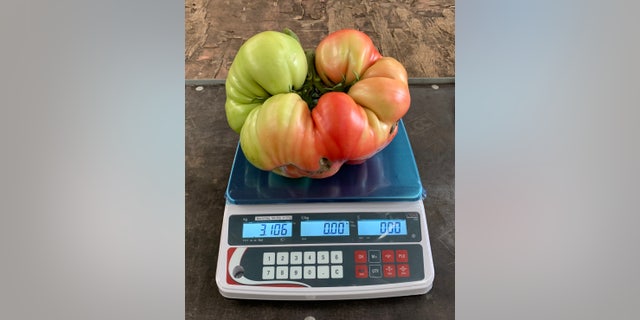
xmin=242 ymin=222 xmax=292 ymax=238
xmin=357 ymin=219 xmax=407 ymax=236
xmin=300 ymin=220 xmax=350 ymax=237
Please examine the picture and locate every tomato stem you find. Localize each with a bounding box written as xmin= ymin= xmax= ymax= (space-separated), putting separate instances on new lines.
xmin=282 ymin=28 xmax=300 ymax=43
xmin=284 ymin=29 xmax=361 ymax=110
xmin=296 ymin=50 xmax=357 ymax=110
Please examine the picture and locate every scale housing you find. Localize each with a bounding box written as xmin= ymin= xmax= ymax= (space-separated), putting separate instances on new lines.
xmin=215 ymin=121 xmax=435 ymax=300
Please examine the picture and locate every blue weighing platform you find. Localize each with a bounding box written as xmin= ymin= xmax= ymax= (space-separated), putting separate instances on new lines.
xmin=225 ymin=120 xmax=426 ymax=205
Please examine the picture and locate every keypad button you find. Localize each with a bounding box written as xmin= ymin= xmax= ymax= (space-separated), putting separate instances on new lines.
xmin=368 ymin=250 xmax=381 ymax=263
xmin=331 ymin=265 xmax=343 ymax=279
xmin=261 ymin=249 xmax=346 ymax=282
xmin=276 ymin=266 xmax=288 ymax=279
xmin=303 ymin=251 xmax=316 ymax=264
xmin=317 ymin=265 xmax=330 ymax=279
xmin=317 ymin=251 xmax=329 ymax=264
xmin=262 ymin=266 xmax=275 ymax=280
xmin=290 ymin=266 xmax=302 ymax=279
xmin=396 ymin=250 xmax=409 ymax=263
xmin=290 ymin=252 xmax=302 ymax=265
xmin=303 ymin=266 xmax=316 ymax=279
xmin=368 ymin=265 xmax=382 ymax=278
xmin=397 ymin=264 xmax=410 ymax=277
xmin=355 ymin=265 xmax=368 ymax=278
xmin=382 ymin=250 xmax=395 ymax=263
xmin=330 ymin=251 xmax=343 ymax=264
xmin=383 ymin=264 xmax=396 ymax=278
xmin=263 ymin=252 xmax=275 ymax=265
xmin=276 ymin=252 xmax=289 ymax=265
xmin=354 ymin=250 xmax=367 ymax=263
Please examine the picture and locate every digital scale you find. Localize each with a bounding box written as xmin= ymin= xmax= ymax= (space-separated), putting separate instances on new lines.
xmin=215 ymin=121 xmax=435 ymax=300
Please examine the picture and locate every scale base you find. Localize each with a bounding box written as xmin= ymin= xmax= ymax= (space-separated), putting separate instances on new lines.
xmin=215 ymin=200 xmax=435 ymax=301
xmin=216 ymin=121 xmax=434 ymax=300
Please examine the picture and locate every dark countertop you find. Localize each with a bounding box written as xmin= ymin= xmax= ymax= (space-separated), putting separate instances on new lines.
xmin=186 ymin=81 xmax=454 ymax=320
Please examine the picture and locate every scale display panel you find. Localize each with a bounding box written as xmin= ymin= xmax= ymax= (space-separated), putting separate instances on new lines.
xmin=215 ymin=121 xmax=435 ymax=300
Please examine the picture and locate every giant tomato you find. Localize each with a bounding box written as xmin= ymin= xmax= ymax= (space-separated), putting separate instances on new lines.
xmin=225 ymin=29 xmax=411 ymax=178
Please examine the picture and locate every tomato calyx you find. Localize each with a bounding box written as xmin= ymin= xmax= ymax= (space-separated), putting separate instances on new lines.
xmin=282 ymin=28 xmax=300 ymax=43
xmin=295 ymin=50 xmax=360 ymax=110
xmin=281 ymin=28 xmax=358 ymax=110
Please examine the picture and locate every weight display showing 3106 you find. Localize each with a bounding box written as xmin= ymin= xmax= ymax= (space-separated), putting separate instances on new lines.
xmin=242 ymin=222 xmax=292 ymax=238
xmin=228 ymin=212 xmax=422 ymax=245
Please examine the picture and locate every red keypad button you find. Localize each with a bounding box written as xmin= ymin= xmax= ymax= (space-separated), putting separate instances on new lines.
xmin=354 ymin=248 xmax=413 ymax=280
xmin=354 ymin=250 xmax=367 ymax=264
xmin=397 ymin=264 xmax=410 ymax=277
xmin=382 ymin=250 xmax=395 ymax=263
xmin=395 ymin=249 xmax=409 ymax=263
xmin=355 ymin=264 xmax=368 ymax=278
xmin=383 ymin=264 xmax=396 ymax=278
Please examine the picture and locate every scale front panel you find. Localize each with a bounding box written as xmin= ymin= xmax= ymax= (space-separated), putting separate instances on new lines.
xmin=216 ymin=201 xmax=435 ymax=300
xmin=226 ymin=244 xmax=425 ymax=287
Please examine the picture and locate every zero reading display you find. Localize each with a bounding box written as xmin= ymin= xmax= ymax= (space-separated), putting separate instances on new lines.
xmin=357 ymin=219 xmax=408 ymax=236
xmin=242 ymin=222 xmax=292 ymax=238
xmin=300 ymin=220 xmax=350 ymax=237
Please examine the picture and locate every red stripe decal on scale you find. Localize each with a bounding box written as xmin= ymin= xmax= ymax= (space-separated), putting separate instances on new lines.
xmin=226 ymin=247 xmax=239 ymax=285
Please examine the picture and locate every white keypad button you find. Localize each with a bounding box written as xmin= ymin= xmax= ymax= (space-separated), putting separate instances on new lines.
xmin=331 ymin=251 xmax=343 ymax=264
xmin=276 ymin=252 xmax=289 ymax=265
xmin=317 ymin=265 xmax=330 ymax=279
xmin=276 ymin=266 xmax=288 ymax=279
xmin=331 ymin=265 xmax=343 ymax=279
xmin=303 ymin=266 xmax=316 ymax=279
xmin=303 ymin=251 xmax=316 ymax=264
xmin=263 ymin=252 xmax=275 ymax=265
xmin=262 ymin=266 xmax=275 ymax=280
xmin=290 ymin=266 xmax=302 ymax=279
xmin=290 ymin=252 xmax=302 ymax=265
xmin=317 ymin=251 xmax=329 ymax=264
xmin=261 ymin=250 xmax=344 ymax=281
